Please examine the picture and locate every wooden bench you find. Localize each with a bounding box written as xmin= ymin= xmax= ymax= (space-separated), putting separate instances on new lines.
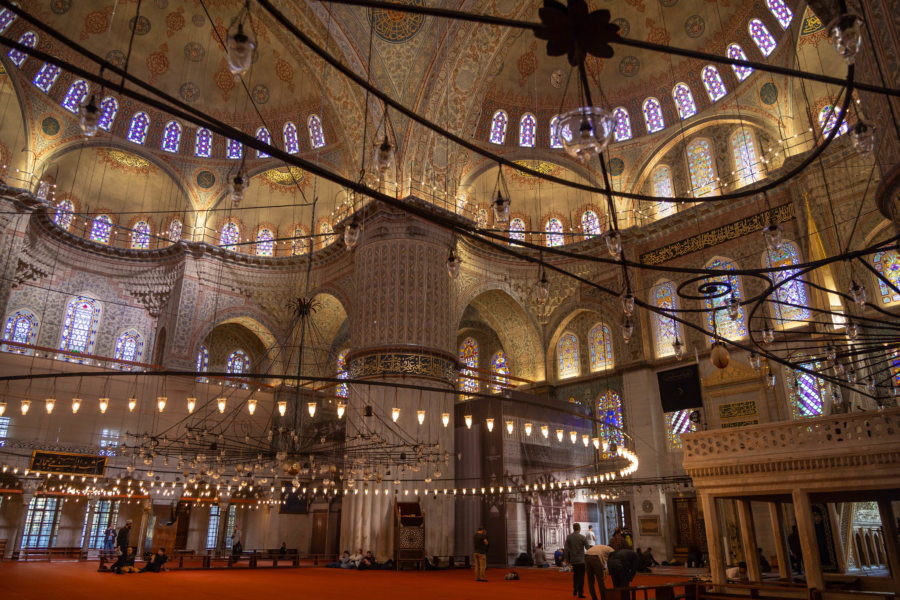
xmin=693 ymin=581 xmax=815 ymax=600
xmin=20 ymin=547 xmax=87 ymax=561
xmin=249 ymin=549 xmax=300 ymax=568
xmin=601 ymin=581 xmax=699 ymax=600
xmin=425 ymin=554 xmax=470 ymax=569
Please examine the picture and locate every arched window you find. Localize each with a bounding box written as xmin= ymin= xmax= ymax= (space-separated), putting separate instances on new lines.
xmin=283 ymin=122 xmax=299 ymax=154
xmin=0 ymin=8 xmax=16 ymax=32
xmin=62 ymin=80 xmax=89 ymax=113
xmin=818 ymin=105 xmax=848 ymax=137
xmin=98 ymin=97 xmax=118 ymax=131
xmin=652 ymin=280 xmax=682 ymax=357
xmin=219 ymin=221 xmax=240 ymax=251
xmin=59 ymin=296 xmax=101 ymax=358
xmin=196 ymin=345 xmax=209 ymax=381
xmin=766 ymin=0 xmax=793 ymax=29
xmin=749 ymin=19 xmax=777 ymax=56
xmin=336 ymin=349 xmax=349 ymax=399
xmin=161 ymin=121 xmax=182 ymax=153
xmin=672 ymin=83 xmax=697 ymax=120
xmin=54 ymin=199 xmax=74 ymax=230
xmin=459 ymin=337 xmax=479 ymax=394
xmin=550 ymin=115 xmax=563 ymax=148
xmin=194 ymin=128 xmax=213 ymax=157
xmin=255 ymin=127 xmax=271 ymax=158
xmin=131 ymin=221 xmax=150 ymax=249
xmin=308 ymin=115 xmax=325 ymax=148
xmin=545 ymin=218 xmax=564 ymax=247
xmin=597 ymin=391 xmax=625 ymax=452
xmin=665 ymin=410 xmax=696 ymax=449
xmin=519 ymin=113 xmax=536 ymax=147
xmin=790 ymin=363 xmax=828 ymax=419
xmin=582 ymin=210 xmax=601 ymax=238
xmin=872 ymin=250 xmax=900 ymax=304
xmin=291 ymin=227 xmax=308 ymax=256
xmin=732 ymin=128 xmax=761 ymax=186
xmin=489 ymin=110 xmax=508 ymax=144
xmin=557 ymin=333 xmax=580 ymax=379
xmin=8 ymin=31 xmax=37 ymax=67
xmin=113 ymin=331 xmax=143 ymax=368
xmin=167 ymin=219 xmax=182 ymax=242
xmin=701 ymin=66 xmax=727 ymax=102
xmin=256 ymin=227 xmax=274 ymax=256
xmin=226 ymin=139 xmax=242 ymax=160
xmin=643 ymin=98 xmax=665 ymax=133
xmin=589 ymin=324 xmax=614 ymax=372
xmin=890 ymin=348 xmax=900 ymax=389
xmin=475 ymin=208 xmax=488 ymax=229
xmin=686 ymin=138 xmax=718 ymax=197
xmin=491 ymin=350 xmax=509 ymax=394
xmin=227 ymin=350 xmax=249 ymax=375
xmin=765 ymin=242 xmax=810 ymax=325
xmin=613 ymin=107 xmax=632 ymax=142
xmin=2 ymin=310 xmax=38 ymax=355
xmin=727 ymin=44 xmax=753 ymax=81
xmin=704 ymin=257 xmax=747 ymax=342
xmin=651 ymin=165 xmax=676 ymax=219
xmin=127 ymin=112 xmax=150 ymax=145
xmin=33 ymin=63 xmax=61 ymax=93
xmin=89 ymin=215 xmax=113 ymax=244
xmin=509 ymin=218 xmax=525 ymax=245
xmin=319 ymin=222 xmax=334 ymax=246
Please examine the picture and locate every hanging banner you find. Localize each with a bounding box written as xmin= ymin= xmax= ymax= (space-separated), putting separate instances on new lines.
xmin=30 ymin=451 xmax=107 ymax=476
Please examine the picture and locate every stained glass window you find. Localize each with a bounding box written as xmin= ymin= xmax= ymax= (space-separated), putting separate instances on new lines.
xmin=582 ymin=210 xmax=601 ymax=237
xmin=818 ymin=105 xmax=848 ymax=137
xmin=459 ymin=337 xmax=479 ymax=394
xmin=98 ymin=97 xmax=118 ymax=131
xmin=320 ymin=222 xmax=334 ymax=246
xmin=643 ymin=98 xmax=665 ymax=133
xmin=872 ymin=250 xmax=900 ymax=304
xmin=550 ymin=115 xmax=563 ymax=148
xmin=54 ymin=199 xmax=74 ymax=230
xmin=613 ymin=107 xmax=632 ymax=142
xmin=491 ymin=350 xmax=509 ymax=394
xmin=227 ymin=350 xmax=249 ymax=375
xmin=291 ymin=228 xmax=308 ymax=255
xmin=131 ymin=221 xmax=150 ymax=249
xmin=196 ymin=345 xmax=209 ymax=382
xmin=765 ymin=242 xmax=810 ymax=325
xmin=673 ymin=83 xmax=697 ymax=120
xmin=167 ymin=219 xmax=182 ymax=242
xmin=652 ymin=165 xmax=674 ymax=199
xmin=90 ymin=215 xmax=113 ymax=244
xmin=509 ymin=218 xmax=525 ymax=245
xmin=59 ymin=296 xmax=100 ymax=358
xmin=519 ymin=113 xmax=536 ymax=147
xmin=665 ymin=410 xmax=696 ymax=449
xmin=476 ymin=208 xmax=488 ymax=229
xmin=732 ymin=128 xmax=761 ymax=186
xmin=589 ymin=324 xmax=614 ymax=372
xmin=545 ymin=218 xmax=564 ymax=247
xmin=283 ymin=122 xmax=299 ymax=154
xmin=652 ymin=281 xmax=681 ymax=357
xmin=127 ymin=112 xmax=150 ymax=145
xmin=597 ymin=391 xmax=624 ymax=453
xmin=686 ymin=138 xmax=718 ymax=197
xmin=195 ymin=128 xmax=213 ymax=157
xmin=766 ymin=0 xmax=793 ymax=29
xmin=749 ymin=19 xmax=777 ymax=57
xmin=890 ymin=348 xmax=900 ymax=388
xmin=219 ymin=221 xmax=240 ymax=251
xmin=0 ymin=8 xmax=16 ymax=32
xmin=113 ymin=331 xmax=142 ymax=368
xmin=62 ymin=80 xmax=89 ymax=113
xmin=82 ymin=499 xmax=119 ymax=546
xmin=8 ymin=31 xmax=37 ymax=67
xmin=308 ymin=114 xmax=326 ymax=148
xmin=727 ymin=44 xmax=753 ymax=81
xmin=21 ymin=497 xmax=61 ymax=549
xmin=701 ymin=66 xmax=727 ymax=102
xmin=489 ymin=110 xmax=508 ymax=144
xmin=704 ymin=257 xmax=747 ymax=342
xmin=33 ymin=63 xmax=60 ymax=93
xmin=226 ymin=139 xmax=242 ymax=160
xmin=790 ymin=363 xmax=827 ymax=419
xmin=336 ymin=349 xmax=349 ymax=399
xmin=2 ymin=310 xmax=37 ymax=354
xmin=206 ymin=505 xmax=221 ymax=549
xmin=255 ymin=127 xmax=271 ymax=158
xmin=557 ymin=333 xmax=580 ymax=379
xmin=256 ymin=227 xmax=274 ymax=256
xmin=161 ymin=121 xmax=182 ymax=153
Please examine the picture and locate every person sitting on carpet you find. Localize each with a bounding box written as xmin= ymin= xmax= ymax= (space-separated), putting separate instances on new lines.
xmin=757 ymin=548 xmax=771 ymax=573
xmin=327 ymin=551 xmax=352 ymax=568
xmin=349 ymin=549 xmax=363 ymax=569
xmin=533 ymin=543 xmax=550 ymax=568
xmin=358 ymin=550 xmax=378 ymax=570
xmin=554 ymin=547 xmax=564 ymax=567
xmin=112 ymin=546 xmax=138 ymax=574
xmin=139 ymin=548 xmax=168 ymax=573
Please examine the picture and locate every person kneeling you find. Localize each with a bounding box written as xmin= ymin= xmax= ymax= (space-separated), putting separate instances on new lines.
xmin=140 ymin=548 xmax=168 ymax=573
xmin=113 ymin=547 xmax=138 ymax=574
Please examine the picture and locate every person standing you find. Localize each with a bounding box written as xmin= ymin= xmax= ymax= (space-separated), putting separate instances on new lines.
xmin=116 ymin=520 xmax=132 ymax=556
xmin=586 ymin=525 xmax=597 ymax=545
xmin=230 ymin=525 xmax=242 ymax=557
xmin=473 ymin=525 xmax=489 ymax=582
xmin=607 ymin=548 xmax=639 ymax=588
xmin=103 ymin=526 xmax=116 ymax=557
xmin=788 ymin=525 xmax=803 ymax=573
xmin=585 ymin=544 xmax=614 ymax=600
xmin=565 ymin=523 xmax=591 ymax=598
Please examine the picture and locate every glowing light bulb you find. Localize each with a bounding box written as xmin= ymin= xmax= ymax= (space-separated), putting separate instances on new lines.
xmin=157 ymin=397 xmax=167 ymax=412
xmin=21 ymin=399 xmax=30 ymax=415
xmin=45 ymin=398 xmax=55 ymax=414
xmin=247 ymin=398 xmax=257 ymax=415
xmin=486 ymin=418 xmax=494 ymax=432
xmin=98 ymin=397 xmax=109 ymax=414
xmin=524 ymin=422 xmax=532 ymax=436
xmin=556 ymin=429 xmax=564 ymax=443
xmin=186 ymin=397 xmax=196 ymax=413
xmin=441 ymin=412 xmax=450 ymax=427
xmin=506 ymin=420 xmax=514 ymax=435
xmin=337 ymin=401 xmax=346 ymax=419
xmin=592 ymin=437 xmax=600 ymax=449
xmin=216 ymin=397 xmax=226 ymax=414
xmin=128 ymin=397 xmax=137 ymax=412
xmin=391 ymin=407 xmax=400 ymax=422
xmin=464 ymin=415 xmax=472 ymax=429
xmin=71 ymin=398 xmax=82 ymax=414
xmin=417 ymin=410 xmax=426 ymax=425
xmin=277 ymin=401 xmax=287 ymax=416
xmin=0 ymin=401 xmax=6 ymax=417
xmin=569 ymin=430 xmax=577 ymax=444
xmin=582 ymin=434 xmax=590 ymax=447
xmin=541 ymin=425 xmax=549 ymax=438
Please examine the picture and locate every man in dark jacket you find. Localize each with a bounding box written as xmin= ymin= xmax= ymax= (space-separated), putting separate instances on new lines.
xmin=116 ymin=520 xmax=133 ymax=555
xmin=607 ymin=548 xmax=640 ymax=588
xmin=139 ymin=548 xmax=168 ymax=573
xmin=473 ymin=525 xmax=489 ymax=582
xmin=565 ymin=523 xmax=591 ymax=598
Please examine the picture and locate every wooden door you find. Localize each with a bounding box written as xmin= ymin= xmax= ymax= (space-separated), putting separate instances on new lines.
xmin=673 ymin=497 xmax=707 ymax=551
xmin=310 ymin=511 xmax=327 ymax=555
xmin=174 ymin=502 xmax=191 ymax=550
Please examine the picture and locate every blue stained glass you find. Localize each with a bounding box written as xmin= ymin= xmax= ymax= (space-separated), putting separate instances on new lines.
xmin=336 ymin=349 xmax=349 ymax=399
xmin=597 ymin=391 xmax=624 ymax=453
xmin=219 ymin=221 xmax=240 ymax=251
xmin=557 ymin=333 xmax=580 ymax=378
xmin=582 ymin=210 xmax=601 ymax=237
xmin=727 ymin=44 xmax=753 ymax=81
xmin=790 ymin=362 xmax=827 ymax=419
xmin=749 ymin=19 xmax=777 ymax=56
xmin=283 ymin=122 xmax=300 ymax=154
xmin=226 ymin=139 xmax=242 ymax=160
xmin=652 ymin=165 xmax=676 ymax=218
xmin=613 ymin=107 xmax=632 ymax=141
xmin=98 ymin=97 xmax=118 ymax=131
xmin=3 ymin=310 xmax=37 ymax=354
xmin=519 ymin=113 xmax=536 ymax=147
xmin=818 ymin=105 xmax=848 ymax=137
xmin=643 ymin=98 xmax=665 ymax=133
xmin=196 ymin=345 xmax=209 ymax=381
xmin=665 ymin=409 xmax=695 ymax=449
xmin=291 ymin=227 xmax=308 ymax=255
xmin=33 ymin=63 xmax=60 ymax=93
xmin=62 ymin=80 xmax=89 ymax=113
xmin=54 ymin=199 xmax=74 ymax=230
xmin=687 ymin=139 xmax=717 ymax=197
xmin=509 ymin=218 xmax=525 ymax=245
xmin=652 ymin=281 xmax=680 ymax=357
xmin=131 ymin=221 xmax=150 ymax=249
xmin=589 ymin=324 xmax=614 ymax=372
xmin=766 ymin=0 xmax=793 ymax=29
xmin=161 ymin=121 xmax=182 ymax=153
xmin=891 ymin=349 xmax=900 ymax=388
xmin=167 ymin=219 xmax=182 ymax=241
xmin=673 ymin=83 xmax=697 ymax=120
xmin=114 ymin=331 xmax=142 ymax=366
xmin=59 ymin=296 xmax=100 ymax=357
xmin=8 ymin=31 xmax=37 ymax=67
xmin=489 ymin=110 xmax=508 ymax=144
xmin=732 ymin=128 xmax=761 ymax=185
xmin=255 ymin=127 xmax=271 ymax=158
xmin=704 ymin=258 xmax=747 ymax=342
xmin=459 ymin=337 xmax=478 ymax=394
xmin=320 ymin=222 xmax=334 ymax=246
xmin=195 ymin=128 xmax=213 ymax=157
xmin=227 ymin=350 xmax=248 ymax=375
xmin=127 ymin=112 xmax=150 ymax=145
xmin=873 ymin=250 xmax=900 ymax=304
xmin=256 ymin=227 xmax=274 ymax=256
xmin=550 ymin=116 xmax=563 ymax=148
xmin=90 ymin=215 xmax=113 ymax=244
xmin=0 ymin=8 xmax=16 ymax=33
xmin=545 ymin=217 xmax=564 ymax=247
xmin=765 ymin=242 xmax=810 ymax=324
xmin=491 ymin=350 xmax=509 ymax=394
xmin=308 ymin=115 xmax=325 ymax=148
xmin=701 ymin=66 xmax=727 ymax=102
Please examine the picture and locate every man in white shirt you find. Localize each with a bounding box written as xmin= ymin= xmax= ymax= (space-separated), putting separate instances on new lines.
xmin=586 ymin=525 xmax=597 ymax=545
xmin=585 ymin=544 xmax=614 ymax=600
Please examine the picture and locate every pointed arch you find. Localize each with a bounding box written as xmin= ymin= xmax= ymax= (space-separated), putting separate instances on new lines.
xmin=196 ymin=345 xmax=209 ymax=381
xmin=255 ymin=127 xmax=271 ymax=158
xmin=336 ymin=349 xmax=349 ymax=398
xmin=872 ymin=250 xmax=900 ymax=304
xmin=651 ymin=280 xmax=682 ymax=358
xmin=766 ymin=0 xmax=793 ymax=29
xmin=0 ymin=8 xmax=16 ymax=33
xmin=54 ymin=199 xmax=74 ymax=230
xmin=704 ymin=257 xmax=746 ymax=342
xmin=643 ymin=98 xmax=665 ymax=133
xmin=749 ymin=18 xmax=777 ymax=56
xmin=519 ymin=113 xmax=536 ymax=147
xmin=818 ymin=105 xmax=848 ymax=137
xmin=613 ymin=107 xmax=632 ymax=141
xmin=701 ymin=66 xmax=727 ymax=102
xmin=194 ymin=128 xmax=213 ymax=157
xmin=732 ymin=128 xmax=761 ymax=186
xmin=227 ymin=349 xmax=249 ymax=375
xmin=161 ymin=121 xmax=182 ymax=153
xmin=130 ymin=221 xmax=150 ymax=249
xmin=33 ymin=63 xmax=61 ymax=93
xmin=686 ymin=138 xmax=718 ymax=197
xmin=550 ymin=115 xmax=563 ymax=148
xmin=545 ymin=217 xmax=564 ymax=247
xmin=127 ymin=112 xmax=150 ymax=145
xmin=491 ymin=350 xmax=509 ymax=393
xmin=291 ymin=226 xmax=309 ymax=256
xmin=89 ymin=215 xmax=113 ymax=244
xmin=557 ymin=332 xmax=580 ymax=379
xmin=582 ymin=210 xmax=601 ymax=237
xmin=509 ymin=217 xmax=525 ymax=245
xmin=672 ymin=83 xmax=697 ymax=120
xmin=459 ymin=337 xmax=479 ymax=394
xmin=727 ymin=44 xmax=753 ymax=81
xmin=598 ymin=390 xmax=625 ymax=451
xmin=308 ymin=114 xmax=325 ymax=148
xmin=489 ymin=110 xmax=508 ymax=144
xmin=98 ymin=97 xmax=118 ymax=131
xmin=589 ymin=323 xmax=614 ymax=372
xmin=8 ymin=31 xmax=37 ymax=67
xmin=62 ymin=80 xmax=89 ymax=113
xmin=167 ymin=218 xmax=183 ymax=242
xmin=319 ymin=221 xmax=334 ymax=247
xmin=226 ymin=139 xmax=242 ymax=160
xmin=113 ymin=330 xmax=143 ymax=369
xmin=2 ymin=309 xmax=38 ymax=355
xmin=256 ymin=227 xmax=275 ymax=256
xmin=283 ymin=122 xmax=300 ymax=154
xmin=59 ymin=296 xmax=101 ymax=359
xmin=219 ymin=221 xmax=240 ymax=251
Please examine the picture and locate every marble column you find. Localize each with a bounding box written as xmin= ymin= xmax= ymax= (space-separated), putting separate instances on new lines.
xmin=700 ymin=493 xmax=726 ymax=585
xmin=768 ymin=502 xmax=790 ymax=579
xmin=791 ymin=489 xmax=824 ymax=590
xmin=737 ymin=499 xmax=760 ymax=581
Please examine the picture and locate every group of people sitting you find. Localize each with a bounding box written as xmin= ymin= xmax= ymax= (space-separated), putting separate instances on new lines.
xmin=108 ymin=547 xmax=168 ymax=574
xmin=326 ymin=549 xmax=395 ymax=570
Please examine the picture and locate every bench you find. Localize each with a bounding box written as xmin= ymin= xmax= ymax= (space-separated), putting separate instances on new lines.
xmin=426 ymin=555 xmax=470 ymax=569
xmin=601 ymin=581 xmax=699 ymax=600
xmin=694 ymin=581 xmax=816 ymax=600
xmin=20 ymin=547 xmax=87 ymax=561
xmin=249 ymin=549 xmax=300 ymax=568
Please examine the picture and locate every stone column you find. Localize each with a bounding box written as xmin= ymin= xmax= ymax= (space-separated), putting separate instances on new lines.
xmin=12 ymin=484 xmax=36 ymax=558
xmin=737 ymin=499 xmax=760 ymax=581
xmin=877 ymin=500 xmax=900 ymax=594
xmin=792 ymin=489 xmax=824 ymax=590
xmin=768 ymin=502 xmax=790 ymax=579
xmin=700 ymin=493 xmax=726 ymax=584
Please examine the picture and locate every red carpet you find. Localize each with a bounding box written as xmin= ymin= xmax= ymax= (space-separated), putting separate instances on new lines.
xmin=0 ymin=562 xmax=690 ymax=600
